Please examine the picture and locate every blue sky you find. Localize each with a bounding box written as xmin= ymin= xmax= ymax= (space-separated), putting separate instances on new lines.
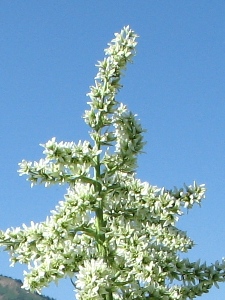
xmin=1 ymin=1 xmax=225 ymax=299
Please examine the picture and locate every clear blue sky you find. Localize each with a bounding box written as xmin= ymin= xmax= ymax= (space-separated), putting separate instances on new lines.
xmin=1 ymin=1 xmax=225 ymax=299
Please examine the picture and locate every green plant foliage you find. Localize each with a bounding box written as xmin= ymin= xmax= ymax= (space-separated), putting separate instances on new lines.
xmin=1 ymin=26 xmax=225 ymax=299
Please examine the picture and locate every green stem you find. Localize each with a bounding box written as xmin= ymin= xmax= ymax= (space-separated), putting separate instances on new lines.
xmin=94 ymin=137 xmax=106 ymax=258
xmin=106 ymin=292 xmax=113 ymax=300
xmin=94 ymin=153 xmax=111 ymax=298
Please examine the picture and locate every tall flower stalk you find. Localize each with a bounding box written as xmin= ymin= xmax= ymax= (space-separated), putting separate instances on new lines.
xmin=1 ymin=26 xmax=225 ymax=300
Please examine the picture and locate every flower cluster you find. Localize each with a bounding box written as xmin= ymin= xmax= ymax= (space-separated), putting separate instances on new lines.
xmin=18 ymin=138 xmax=101 ymax=187
xmin=1 ymin=26 xmax=225 ymax=300
xmin=76 ymin=259 xmax=115 ymax=300
xmin=84 ymin=26 xmax=144 ymax=176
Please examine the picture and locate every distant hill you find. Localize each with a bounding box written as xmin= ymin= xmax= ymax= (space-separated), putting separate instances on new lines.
xmin=0 ymin=275 xmax=56 ymax=300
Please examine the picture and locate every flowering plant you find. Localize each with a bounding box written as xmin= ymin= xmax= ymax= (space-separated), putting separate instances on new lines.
xmin=1 ymin=26 xmax=225 ymax=300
